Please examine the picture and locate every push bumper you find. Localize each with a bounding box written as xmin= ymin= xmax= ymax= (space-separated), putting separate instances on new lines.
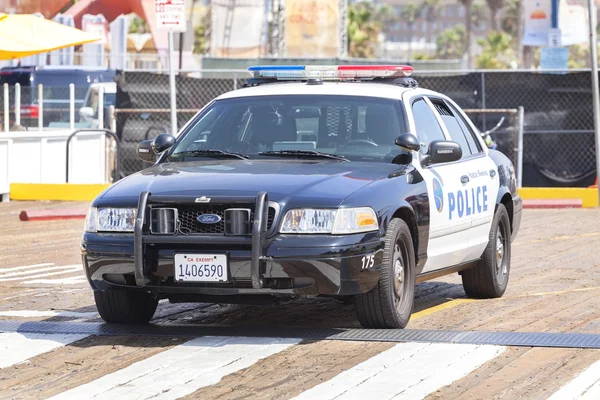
xmin=81 ymin=191 xmax=385 ymax=298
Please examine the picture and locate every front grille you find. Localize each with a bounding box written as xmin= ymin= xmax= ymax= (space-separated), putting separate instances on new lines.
xmin=171 ymin=204 xmax=276 ymax=235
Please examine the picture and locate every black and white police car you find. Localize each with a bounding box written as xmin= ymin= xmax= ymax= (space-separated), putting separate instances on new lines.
xmin=82 ymin=65 xmax=522 ymax=329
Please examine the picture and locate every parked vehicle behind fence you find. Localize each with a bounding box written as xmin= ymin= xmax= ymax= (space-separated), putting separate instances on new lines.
xmin=0 ymin=65 xmax=115 ymax=127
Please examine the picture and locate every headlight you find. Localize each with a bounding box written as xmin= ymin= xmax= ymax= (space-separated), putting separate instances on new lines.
xmin=85 ymin=207 xmax=137 ymax=232
xmin=280 ymin=209 xmax=336 ymax=233
xmin=84 ymin=207 xmax=97 ymax=232
xmin=332 ymin=207 xmax=379 ymax=234
xmin=280 ymin=207 xmax=378 ymax=234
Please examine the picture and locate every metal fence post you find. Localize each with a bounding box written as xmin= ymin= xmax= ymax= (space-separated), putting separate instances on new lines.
xmin=14 ymin=83 xmax=20 ymax=127
xmin=233 ymin=72 xmax=238 ymax=90
xmin=98 ymin=86 xmax=104 ymax=130
xmin=38 ymin=84 xmax=43 ymax=131
xmin=517 ymin=106 xmax=524 ymax=188
xmin=481 ymin=71 xmax=487 ymax=132
xmin=3 ymin=83 xmax=8 ymax=133
xmin=69 ymin=83 xmax=75 ymax=131
xmin=109 ymin=106 xmax=116 ymax=133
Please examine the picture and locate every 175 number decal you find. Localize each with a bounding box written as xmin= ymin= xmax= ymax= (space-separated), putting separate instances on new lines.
xmin=361 ymin=254 xmax=375 ymax=270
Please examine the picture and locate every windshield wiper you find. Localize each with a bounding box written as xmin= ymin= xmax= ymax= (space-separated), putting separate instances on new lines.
xmin=258 ymin=150 xmax=348 ymax=161
xmin=170 ymin=149 xmax=249 ymax=160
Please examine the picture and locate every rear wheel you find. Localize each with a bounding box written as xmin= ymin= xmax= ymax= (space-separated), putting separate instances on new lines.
xmin=354 ymin=218 xmax=416 ymax=329
xmin=94 ymin=289 xmax=158 ymax=323
xmin=462 ymin=203 xmax=511 ymax=298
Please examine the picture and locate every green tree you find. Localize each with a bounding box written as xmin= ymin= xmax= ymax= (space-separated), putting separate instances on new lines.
xmin=436 ymin=25 xmax=466 ymax=59
xmin=348 ymin=2 xmax=396 ymax=58
xmin=193 ymin=8 xmax=210 ymax=54
xmin=128 ymin=16 xmax=148 ymax=34
xmin=400 ymin=4 xmax=422 ymax=59
xmin=476 ymin=31 xmax=516 ymax=69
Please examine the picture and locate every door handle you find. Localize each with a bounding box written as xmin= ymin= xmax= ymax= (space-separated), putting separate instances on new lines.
xmin=461 ymin=175 xmax=470 ymax=184
xmin=490 ymin=169 xmax=497 ymax=178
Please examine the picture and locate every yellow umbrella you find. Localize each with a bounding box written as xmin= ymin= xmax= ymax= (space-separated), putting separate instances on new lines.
xmin=0 ymin=13 xmax=101 ymax=60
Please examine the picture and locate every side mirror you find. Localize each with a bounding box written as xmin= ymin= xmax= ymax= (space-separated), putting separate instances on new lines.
xmin=394 ymin=133 xmax=421 ymax=152
xmin=151 ymin=133 xmax=176 ymax=154
xmin=137 ymin=140 xmax=156 ymax=163
xmin=423 ymin=140 xmax=462 ymax=165
xmin=79 ymin=106 xmax=94 ymax=120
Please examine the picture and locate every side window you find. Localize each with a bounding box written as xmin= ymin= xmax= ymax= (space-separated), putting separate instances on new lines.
xmin=449 ymin=103 xmax=483 ymax=154
xmin=429 ymin=99 xmax=473 ymax=158
xmin=411 ymin=98 xmax=446 ymax=155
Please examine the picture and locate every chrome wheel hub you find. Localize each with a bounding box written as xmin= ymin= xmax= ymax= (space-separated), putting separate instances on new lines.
xmin=394 ymin=244 xmax=404 ymax=298
xmin=496 ymin=227 xmax=506 ymax=275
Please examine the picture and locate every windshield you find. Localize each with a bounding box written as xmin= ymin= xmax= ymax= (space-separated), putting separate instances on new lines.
xmin=169 ymin=95 xmax=407 ymax=163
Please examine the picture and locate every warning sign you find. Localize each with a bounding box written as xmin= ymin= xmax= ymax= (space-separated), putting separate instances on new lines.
xmin=155 ymin=0 xmax=187 ymax=32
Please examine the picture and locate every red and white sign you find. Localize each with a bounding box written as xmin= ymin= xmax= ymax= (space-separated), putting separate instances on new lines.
xmin=155 ymin=0 xmax=187 ymax=32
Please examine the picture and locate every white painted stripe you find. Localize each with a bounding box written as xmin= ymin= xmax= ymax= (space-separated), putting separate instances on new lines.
xmin=0 ymin=265 xmax=82 ymax=278
xmin=291 ymin=342 xmax=505 ymax=400
xmin=0 ymin=332 xmax=88 ymax=369
xmin=0 ymin=310 xmax=98 ymax=318
xmin=548 ymin=359 xmax=600 ymax=400
xmin=49 ymin=336 xmax=300 ymax=400
xmin=0 ymin=263 xmax=54 ymax=273
xmin=0 ymin=265 xmax=82 ymax=282
xmin=23 ymin=276 xmax=87 ymax=285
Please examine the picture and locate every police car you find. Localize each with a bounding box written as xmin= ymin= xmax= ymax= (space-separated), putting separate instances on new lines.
xmin=82 ymin=65 xmax=522 ymax=329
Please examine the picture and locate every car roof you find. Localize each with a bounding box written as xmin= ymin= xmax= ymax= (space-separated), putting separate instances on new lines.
xmin=89 ymin=82 xmax=117 ymax=92
xmin=215 ymin=81 xmax=419 ymax=101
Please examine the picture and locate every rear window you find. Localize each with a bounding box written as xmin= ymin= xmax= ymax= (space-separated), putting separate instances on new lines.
xmin=0 ymin=71 xmax=31 ymax=86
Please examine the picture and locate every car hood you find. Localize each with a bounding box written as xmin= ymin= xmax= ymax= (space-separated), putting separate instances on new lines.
xmin=99 ymin=160 xmax=408 ymax=208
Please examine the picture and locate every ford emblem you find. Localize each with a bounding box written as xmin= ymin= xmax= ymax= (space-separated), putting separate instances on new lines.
xmin=197 ymin=214 xmax=222 ymax=224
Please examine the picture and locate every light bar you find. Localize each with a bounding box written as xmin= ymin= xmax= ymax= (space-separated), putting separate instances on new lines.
xmin=248 ymin=65 xmax=414 ymax=80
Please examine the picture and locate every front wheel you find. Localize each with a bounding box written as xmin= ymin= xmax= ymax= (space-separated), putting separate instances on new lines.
xmin=94 ymin=289 xmax=158 ymax=323
xmin=354 ymin=218 xmax=416 ymax=329
xmin=461 ymin=203 xmax=511 ymax=298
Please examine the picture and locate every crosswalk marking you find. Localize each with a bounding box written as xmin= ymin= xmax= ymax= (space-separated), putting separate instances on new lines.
xmin=0 ymin=332 xmax=88 ymax=369
xmin=0 ymin=264 xmax=83 ymax=284
xmin=0 ymin=310 xmax=98 ymax=318
xmin=48 ymin=336 xmax=300 ymax=400
xmin=291 ymin=343 xmax=506 ymax=400
xmin=549 ymin=359 xmax=600 ymax=400
xmin=23 ymin=276 xmax=87 ymax=285
xmin=0 ymin=263 xmax=54 ymax=273
xmin=0 ymin=265 xmax=82 ymax=279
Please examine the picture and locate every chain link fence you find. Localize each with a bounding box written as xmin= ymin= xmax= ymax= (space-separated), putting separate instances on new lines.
xmin=110 ymin=69 xmax=597 ymax=187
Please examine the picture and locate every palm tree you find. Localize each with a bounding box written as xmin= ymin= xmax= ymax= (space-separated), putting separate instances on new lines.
xmin=436 ymin=25 xmax=466 ymax=59
xmin=420 ymin=0 xmax=440 ymax=50
xmin=458 ymin=0 xmax=473 ymax=67
xmin=348 ymin=2 xmax=391 ymax=58
xmin=476 ymin=31 xmax=515 ymax=68
xmin=486 ymin=0 xmax=504 ymax=31
xmin=401 ymin=4 xmax=422 ymax=60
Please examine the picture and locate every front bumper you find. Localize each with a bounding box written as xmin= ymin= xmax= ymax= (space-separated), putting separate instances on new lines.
xmin=82 ymin=191 xmax=385 ymax=298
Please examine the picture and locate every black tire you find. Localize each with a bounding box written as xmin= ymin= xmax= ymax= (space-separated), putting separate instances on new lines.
xmin=94 ymin=289 xmax=158 ymax=323
xmin=462 ymin=203 xmax=511 ymax=298
xmin=354 ymin=218 xmax=416 ymax=329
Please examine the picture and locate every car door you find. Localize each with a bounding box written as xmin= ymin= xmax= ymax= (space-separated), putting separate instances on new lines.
xmin=442 ymin=97 xmax=500 ymax=259
xmin=405 ymin=95 xmax=475 ymax=273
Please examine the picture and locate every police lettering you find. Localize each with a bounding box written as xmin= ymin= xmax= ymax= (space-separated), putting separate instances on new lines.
xmin=448 ymin=185 xmax=488 ymax=219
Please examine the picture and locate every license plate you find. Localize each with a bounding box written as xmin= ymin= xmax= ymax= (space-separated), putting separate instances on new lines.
xmin=174 ymin=254 xmax=228 ymax=282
